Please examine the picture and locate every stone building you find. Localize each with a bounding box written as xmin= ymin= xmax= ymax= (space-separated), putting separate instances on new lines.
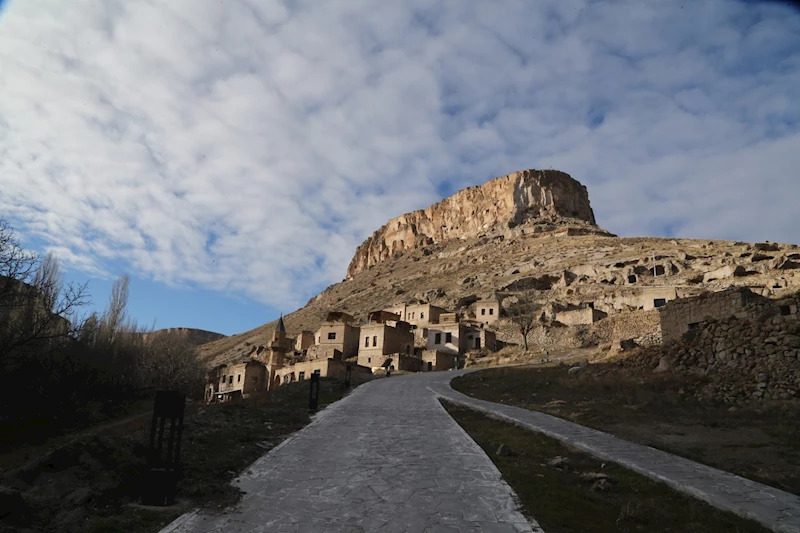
xmin=556 ymin=306 xmax=608 ymax=326
xmin=274 ymin=358 xmax=370 ymax=384
xmin=658 ymin=287 xmax=764 ymax=343
xmin=294 ymin=330 xmax=315 ymax=352
xmin=474 ymin=298 xmax=500 ymax=325
xmin=426 ymin=316 xmax=495 ymax=354
xmin=213 ymin=360 xmax=267 ymax=402
xmin=420 ymin=350 xmax=458 ymax=371
xmin=385 ymin=303 xmax=447 ymax=327
xmin=357 ymin=311 xmax=414 ymax=368
xmin=314 ymin=312 xmax=361 ymax=359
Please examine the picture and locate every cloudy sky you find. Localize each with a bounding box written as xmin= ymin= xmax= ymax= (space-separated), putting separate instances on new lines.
xmin=1 ymin=0 xmax=799 ymax=335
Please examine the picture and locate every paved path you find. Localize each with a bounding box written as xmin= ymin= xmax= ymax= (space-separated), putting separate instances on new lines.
xmin=431 ymin=373 xmax=800 ymax=533
xmin=161 ymin=372 xmax=541 ymax=533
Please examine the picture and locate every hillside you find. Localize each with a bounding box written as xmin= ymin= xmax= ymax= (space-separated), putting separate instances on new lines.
xmin=198 ymin=169 xmax=800 ymax=368
xmin=143 ymin=327 xmax=226 ymax=348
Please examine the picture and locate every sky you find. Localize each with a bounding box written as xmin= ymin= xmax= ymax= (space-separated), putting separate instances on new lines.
xmin=1 ymin=0 xmax=799 ymax=336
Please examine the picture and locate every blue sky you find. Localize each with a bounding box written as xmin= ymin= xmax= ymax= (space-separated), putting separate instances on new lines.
xmin=1 ymin=0 xmax=799 ymax=336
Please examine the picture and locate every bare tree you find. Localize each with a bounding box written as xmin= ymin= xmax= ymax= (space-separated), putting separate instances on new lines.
xmin=0 ymin=221 xmax=90 ymax=361
xmin=503 ymin=283 xmax=543 ymax=352
xmin=100 ymin=274 xmax=130 ymax=348
xmin=138 ymin=332 xmax=205 ymax=396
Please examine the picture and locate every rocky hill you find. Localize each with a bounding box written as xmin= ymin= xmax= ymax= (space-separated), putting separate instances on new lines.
xmin=347 ymin=169 xmax=599 ymax=278
xmin=144 ymin=327 xmax=226 ymax=347
xmin=198 ymin=169 xmax=800 ymax=368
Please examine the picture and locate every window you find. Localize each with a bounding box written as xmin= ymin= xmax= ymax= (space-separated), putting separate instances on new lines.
xmin=481 ymin=308 xmax=486 ymax=315
xmin=221 ymin=375 xmax=226 ymax=383
xmin=365 ymin=336 xmax=369 ymax=347
xmin=372 ymin=336 xmax=378 ymax=347
xmin=368 ymin=357 xmax=371 ymax=363
xmin=327 ymin=332 xmax=336 ymax=340
xmin=445 ymin=332 xmax=452 ymax=343
xmin=489 ymin=308 xmax=494 ymax=316
xmin=435 ymin=333 xmax=442 ymax=344
xmin=420 ymin=312 xmax=424 ymax=319
xmin=229 ymin=376 xmax=233 ymax=384
xmin=653 ymin=298 xmax=667 ymax=308
xmin=313 ymin=369 xmax=321 ymax=375
xmin=237 ymin=374 xmax=241 ymax=382
xmin=299 ymin=371 xmax=305 ymax=380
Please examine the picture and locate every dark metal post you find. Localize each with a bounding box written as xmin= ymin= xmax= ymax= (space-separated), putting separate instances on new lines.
xmin=141 ymin=390 xmax=185 ymax=506
xmin=309 ymin=373 xmax=320 ymax=411
xmin=344 ymin=364 xmax=352 ymax=389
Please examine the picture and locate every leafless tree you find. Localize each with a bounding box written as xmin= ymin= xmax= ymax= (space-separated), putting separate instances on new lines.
xmin=0 ymin=221 xmax=90 ymax=361
xmin=137 ymin=332 xmax=205 ymax=396
xmin=503 ymin=282 xmax=543 ymax=352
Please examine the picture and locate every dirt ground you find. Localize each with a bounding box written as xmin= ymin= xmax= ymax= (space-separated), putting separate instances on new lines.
xmin=443 ymin=401 xmax=768 ymax=533
xmin=452 ymin=363 xmax=800 ymax=496
xmin=0 ymin=376 xmax=368 ymax=533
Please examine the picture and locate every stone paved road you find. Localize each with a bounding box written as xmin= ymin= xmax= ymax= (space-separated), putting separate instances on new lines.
xmin=431 ymin=373 xmax=800 ymax=533
xmin=161 ymin=372 xmax=541 ymax=533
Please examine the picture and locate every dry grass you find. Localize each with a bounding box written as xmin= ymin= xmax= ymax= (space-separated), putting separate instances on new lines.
xmin=0 ymin=376 xmax=363 ymax=533
xmin=452 ymin=365 xmax=800 ymax=495
xmin=443 ymin=400 xmax=768 ymax=533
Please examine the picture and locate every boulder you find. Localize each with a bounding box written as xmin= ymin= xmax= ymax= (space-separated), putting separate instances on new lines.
xmin=703 ymin=265 xmax=746 ymax=283
xmin=568 ymin=366 xmax=582 ymax=376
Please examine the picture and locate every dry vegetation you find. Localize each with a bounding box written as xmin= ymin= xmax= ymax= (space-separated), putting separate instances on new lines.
xmin=452 ymin=363 xmax=800 ymax=495
xmin=443 ymin=401 xmax=768 ymax=533
xmin=0 ymin=376 xmax=365 ymax=533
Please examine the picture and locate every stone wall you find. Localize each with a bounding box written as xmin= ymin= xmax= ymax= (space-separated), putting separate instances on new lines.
xmin=623 ymin=293 xmax=800 ymax=403
xmin=658 ymin=288 xmax=761 ymax=343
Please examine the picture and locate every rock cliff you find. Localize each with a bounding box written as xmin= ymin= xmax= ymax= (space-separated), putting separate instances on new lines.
xmin=346 ymin=169 xmax=597 ymax=278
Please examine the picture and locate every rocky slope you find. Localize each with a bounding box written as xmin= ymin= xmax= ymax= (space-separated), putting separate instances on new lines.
xmin=144 ymin=327 xmax=226 ymax=347
xmin=198 ymin=169 xmax=800 ymax=368
xmin=347 ymin=169 xmax=599 ymax=278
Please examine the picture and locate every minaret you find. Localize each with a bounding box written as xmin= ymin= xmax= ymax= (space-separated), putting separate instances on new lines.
xmin=266 ymin=316 xmax=288 ymax=391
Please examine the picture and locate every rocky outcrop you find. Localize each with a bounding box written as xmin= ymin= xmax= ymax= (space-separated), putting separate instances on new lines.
xmin=346 ymin=169 xmax=597 ymax=278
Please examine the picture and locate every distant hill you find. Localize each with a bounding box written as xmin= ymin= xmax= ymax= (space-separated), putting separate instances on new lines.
xmin=144 ymin=327 xmax=226 ymax=348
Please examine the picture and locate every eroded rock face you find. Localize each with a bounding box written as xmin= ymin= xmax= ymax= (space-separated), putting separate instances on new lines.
xmin=346 ymin=169 xmax=596 ymax=278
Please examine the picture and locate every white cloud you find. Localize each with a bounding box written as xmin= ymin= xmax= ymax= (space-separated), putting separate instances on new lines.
xmin=0 ymin=0 xmax=799 ymax=308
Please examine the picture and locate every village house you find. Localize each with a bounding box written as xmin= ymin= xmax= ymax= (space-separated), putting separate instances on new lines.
xmin=426 ymin=313 xmax=496 ymax=354
xmin=294 ymin=330 xmax=315 ymax=353
xmin=474 ymin=298 xmax=500 ymax=325
xmin=385 ymin=303 xmax=447 ymax=327
xmin=212 ymin=360 xmax=268 ymax=403
xmin=555 ymin=305 xmax=608 ymax=326
xmin=314 ymin=312 xmax=361 ymax=359
xmin=357 ymin=310 xmax=415 ymax=369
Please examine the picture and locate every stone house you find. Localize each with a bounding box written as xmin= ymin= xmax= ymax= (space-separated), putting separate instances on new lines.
xmin=556 ymin=306 xmax=608 ymax=326
xmin=213 ymin=360 xmax=267 ymax=402
xmin=421 ymin=349 xmax=459 ymax=371
xmin=294 ymin=330 xmax=315 ymax=352
xmin=274 ymin=358 xmax=370 ymax=384
xmin=385 ymin=303 xmax=447 ymax=327
xmin=357 ymin=311 xmax=414 ymax=368
xmin=658 ymin=287 xmax=765 ymax=343
xmin=474 ymin=298 xmax=500 ymax=325
xmin=315 ymin=311 xmax=361 ymax=359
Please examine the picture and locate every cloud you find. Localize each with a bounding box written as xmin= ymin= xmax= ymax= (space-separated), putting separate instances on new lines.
xmin=0 ymin=0 xmax=799 ymax=308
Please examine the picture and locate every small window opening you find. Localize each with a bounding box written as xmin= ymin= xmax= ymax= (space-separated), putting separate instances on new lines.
xmin=653 ymin=298 xmax=667 ymax=308
xmin=365 ymin=336 xmax=369 ymax=347
xmin=445 ymin=332 xmax=452 ymax=343
xmin=628 ymin=275 xmax=637 ymax=283
xmin=299 ymin=371 xmax=305 ymax=380
xmin=481 ymin=309 xmax=486 ymax=315
xmin=489 ymin=308 xmax=494 ymax=316
xmin=372 ymin=335 xmax=378 ymax=347
xmin=237 ymin=374 xmax=241 ymax=382
xmin=327 ymin=332 xmax=336 ymax=340
xmin=435 ymin=333 xmax=442 ymax=344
